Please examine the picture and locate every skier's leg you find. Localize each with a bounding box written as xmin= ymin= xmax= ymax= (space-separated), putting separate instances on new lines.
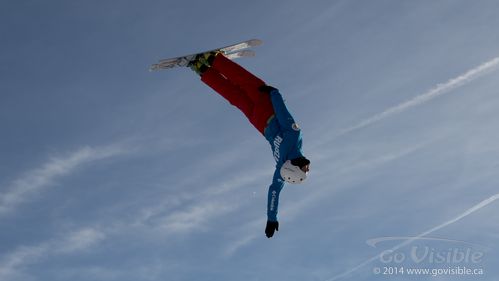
xmin=248 ymin=88 xmax=275 ymax=134
xmin=211 ymin=54 xmax=266 ymax=103
xmin=201 ymin=67 xmax=254 ymax=121
xmin=198 ymin=57 xmax=273 ymax=135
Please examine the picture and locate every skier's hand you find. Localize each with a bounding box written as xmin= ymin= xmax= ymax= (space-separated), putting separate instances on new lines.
xmin=258 ymin=85 xmax=278 ymax=93
xmin=265 ymin=220 xmax=279 ymax=238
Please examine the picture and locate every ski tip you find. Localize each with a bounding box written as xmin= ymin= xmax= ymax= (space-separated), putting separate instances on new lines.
xmin=149 ymin=64 xmax=163 ymax=72
xmin=249 ymin=39 xmax=263 ymax=46
xmin=225 ymin=49 xmax=256 ymax=60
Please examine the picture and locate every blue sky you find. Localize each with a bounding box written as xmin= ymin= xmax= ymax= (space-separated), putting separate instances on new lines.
xmin=2 ymin=1 xmax=499 ymax=280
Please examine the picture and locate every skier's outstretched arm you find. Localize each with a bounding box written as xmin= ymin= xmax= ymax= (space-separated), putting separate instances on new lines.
xmin=266 ymin=168 xmax=284 ymax=238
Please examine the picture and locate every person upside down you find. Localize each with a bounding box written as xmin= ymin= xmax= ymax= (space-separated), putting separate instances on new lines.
xmin=189 ymin=52 xmax=311 ymax=238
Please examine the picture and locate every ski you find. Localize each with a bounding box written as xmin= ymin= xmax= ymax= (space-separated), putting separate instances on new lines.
xmin=149 ymin=39 xmax=262 ymax=71
xmin=225 ymin=49 xmax=256 ymax=60
xmin=150 ymin=50 xmax=255 ymax=71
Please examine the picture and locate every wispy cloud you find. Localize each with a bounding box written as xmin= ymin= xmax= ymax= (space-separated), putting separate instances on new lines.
xmin=0 ymin=227 xmax=106 ymax=280
xmin=224 ymin=219 xmax=262 ymax=256
xmin=55 ymin=228 xmax=107 ymax=254
xmin=0 ymin=145 xmax=127 ymax=216
xmin=131 ymin=160 xmax=269 ymax=234
xmin=0 ymin=243 xmax=49 ymax=280
xmin=337 ymin=56 xmax=499 ymax=137
xmin=325 ymin=193 xmax=499 ymax=281
xmin=158 ymin=201 xmax=235 ymax=233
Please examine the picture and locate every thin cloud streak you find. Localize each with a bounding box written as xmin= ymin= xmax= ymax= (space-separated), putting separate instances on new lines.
xmin=325 ymin=193 xmax=499 ymax=281
xmin=158 ymin=201 xmax=234 ymax=233
xmin=0 ymin=145 xmax=127 ymax=216
xmin=0 ymin=227 xmax=106 ymax=280
xmin=337 ymin=56 xmax=499 ymax=137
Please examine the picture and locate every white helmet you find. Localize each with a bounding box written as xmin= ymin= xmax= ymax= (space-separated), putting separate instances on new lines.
xmin=280 ymin=160 xmax=308 ymax=184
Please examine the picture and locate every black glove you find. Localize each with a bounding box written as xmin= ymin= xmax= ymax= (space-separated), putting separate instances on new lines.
xmin=258 ymin=85 xmax=278 ymax=93
xmin=265 ymin=220 xmax=279 ymax=238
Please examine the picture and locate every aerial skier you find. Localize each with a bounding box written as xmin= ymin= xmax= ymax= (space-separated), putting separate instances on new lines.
xmin=188 ymin=52 xmax=310 ymax=238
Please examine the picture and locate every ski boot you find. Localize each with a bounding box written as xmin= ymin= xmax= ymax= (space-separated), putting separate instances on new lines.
xmin=188 ymin=59 xmax=208 ymax=75
xmin=194 ymin=51 xmax=221 ymax=67
xmin=188 ymin=51 xmax=221 ymax=75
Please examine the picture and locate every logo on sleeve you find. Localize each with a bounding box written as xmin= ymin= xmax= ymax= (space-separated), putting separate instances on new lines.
xmin=270 ymin=190 xmax=277 ymax=211
xmin=292 ymin=123 xmax=300 ymax=131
